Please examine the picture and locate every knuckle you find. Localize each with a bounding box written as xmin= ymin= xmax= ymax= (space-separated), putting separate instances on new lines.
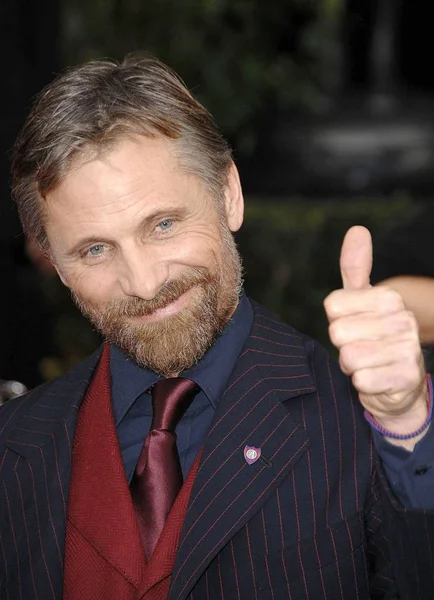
xmin=399 ymin=310 xmax=418 ymax=334
xmin=340 ymin=344 xmax=355 ymax=371
xmin=352 ymin=369 xmax=368 ymax=392
xmin=404 ymin=310 xmax=419 ymax=334
xmin=339 ymin=357 xmax=351 ymax=376
xmin=389 ymin=360 xmax=421 ymax=392
xmin=403 ymin=341 xmax=422 ymax=365
xmin=329 ymin=321 xmax=343 ymax=346
xmin=324 ymin=290 xmax=341 ymax=317
xmin=379 ymin=287 xmax=405 ymax=312
xmin=389 ymin=287 xmax=405 ymax=309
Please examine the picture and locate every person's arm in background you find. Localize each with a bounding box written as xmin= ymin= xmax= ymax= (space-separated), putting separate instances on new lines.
xmin=377 ymin=275 xmax=434 ymax=344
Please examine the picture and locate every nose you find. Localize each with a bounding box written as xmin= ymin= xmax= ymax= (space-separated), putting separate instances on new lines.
xmin=118 ymin=246 xmax=169 ymax=300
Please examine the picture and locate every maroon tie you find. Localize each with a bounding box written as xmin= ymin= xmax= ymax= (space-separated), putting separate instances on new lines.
xmin=130 ymin=378 xmax=199 ymax=560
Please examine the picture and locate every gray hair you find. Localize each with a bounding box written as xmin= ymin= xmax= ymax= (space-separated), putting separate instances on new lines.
xmin=11 ymin=55 xmax=233 ymax=248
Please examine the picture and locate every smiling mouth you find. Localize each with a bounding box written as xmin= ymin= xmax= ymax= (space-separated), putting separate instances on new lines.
xmin=131 ymin=287 xmax=195 ymax=323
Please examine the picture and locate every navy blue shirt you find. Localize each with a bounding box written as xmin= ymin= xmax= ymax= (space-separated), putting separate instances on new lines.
xmin=111 ymin=293 xmax=253 ymax=482
xmin=110 ymin=295 xmax=434 ymax=508
xmin=372 ymin=424 xmax=434 ymax=508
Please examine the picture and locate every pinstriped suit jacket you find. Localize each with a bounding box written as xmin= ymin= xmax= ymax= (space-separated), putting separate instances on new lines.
xmin=0 ymin=302 xmax=433 ymax=600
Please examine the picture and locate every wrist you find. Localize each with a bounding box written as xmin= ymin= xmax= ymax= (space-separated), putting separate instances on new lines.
xmin=364 ymin=375 xmax=433 ymax=448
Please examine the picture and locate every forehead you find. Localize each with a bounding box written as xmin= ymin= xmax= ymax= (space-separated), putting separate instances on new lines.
xmin=45 ymin=136 xmax=202 ymax=218
xmin=69 ymin=135 xmax=177 ymax=191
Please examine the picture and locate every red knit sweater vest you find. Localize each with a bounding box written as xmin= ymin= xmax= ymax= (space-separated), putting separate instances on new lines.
xmin=63 ymin=344 xmax=201 ymax=600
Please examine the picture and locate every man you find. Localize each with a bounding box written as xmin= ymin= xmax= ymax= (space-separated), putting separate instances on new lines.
xmin=1 ymin=56 xmax=433 ymax=600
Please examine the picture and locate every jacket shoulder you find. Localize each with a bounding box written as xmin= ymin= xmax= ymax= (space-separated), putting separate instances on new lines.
xmin=0 ymin=346 xmax=103 ymax=440
xmin=251 ymin=300 xmax=334 ymax=360
xmin=250 ymin=299 xmax=350 ymax=391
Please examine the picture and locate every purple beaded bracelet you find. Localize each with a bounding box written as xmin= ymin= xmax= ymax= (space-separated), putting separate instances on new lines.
xmin=364 ymin=375 xmax=433 ymax=440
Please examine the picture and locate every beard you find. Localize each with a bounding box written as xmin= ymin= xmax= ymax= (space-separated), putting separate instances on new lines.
xmin=72 ymin=225 xmax=243 ymax=376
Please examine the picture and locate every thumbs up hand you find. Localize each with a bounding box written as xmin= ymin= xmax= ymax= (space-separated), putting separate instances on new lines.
xmin=324 ymin=226 xmax=429 ymax=449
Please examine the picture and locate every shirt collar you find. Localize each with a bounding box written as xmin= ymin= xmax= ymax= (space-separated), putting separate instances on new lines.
xmin=110 ymin=292 xmax=253 ymax=425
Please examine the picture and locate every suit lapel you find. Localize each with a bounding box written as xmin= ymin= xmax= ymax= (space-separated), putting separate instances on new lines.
xmin=0 ymin=348 xmax=103 ymax=598
xmin=169 ymin=303 xmax=316 ymax=600
xmin=3 ymin=347 xmax=103 ymax=461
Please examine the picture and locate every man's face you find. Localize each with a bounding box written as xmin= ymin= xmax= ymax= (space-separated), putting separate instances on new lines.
xmin=45 ymin=136 xmax=244 ymax=376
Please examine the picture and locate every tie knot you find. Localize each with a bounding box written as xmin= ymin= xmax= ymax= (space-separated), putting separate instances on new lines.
xmin=150 ymin=378 xmax=199 ymax=432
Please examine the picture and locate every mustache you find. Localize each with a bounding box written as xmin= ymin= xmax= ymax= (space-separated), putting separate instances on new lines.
xmin=103 ymin=267 xmax=213 ymax=319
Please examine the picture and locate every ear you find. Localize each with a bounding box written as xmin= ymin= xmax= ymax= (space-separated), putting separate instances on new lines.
xmin=223 ymin=162 xmax=244 ymax=233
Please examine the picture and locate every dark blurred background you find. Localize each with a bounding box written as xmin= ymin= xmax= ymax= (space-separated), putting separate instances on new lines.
xmin=2 ymin=0 xmax=434 ymax=387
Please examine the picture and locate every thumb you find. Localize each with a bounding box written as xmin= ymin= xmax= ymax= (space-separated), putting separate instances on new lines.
xmin=340 ymin=226 xmax=373 ymax=290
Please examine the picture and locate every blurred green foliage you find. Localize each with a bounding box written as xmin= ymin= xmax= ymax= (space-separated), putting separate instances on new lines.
xmin=239 ymin=194 xmax=419 ymax=351
xmin=61 ymin=0 xmax=343 ymax=154
xmin=39 ymin=195 xmax=419 ymax=379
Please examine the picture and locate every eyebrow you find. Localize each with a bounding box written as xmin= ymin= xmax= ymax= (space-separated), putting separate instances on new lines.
xmin=64 ymin=205 xmax=189 ymax=257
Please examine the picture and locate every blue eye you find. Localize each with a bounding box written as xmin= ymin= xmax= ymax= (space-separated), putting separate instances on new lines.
xmin=88 ymin=244 xmax=105 ymax=256
xmin=158 ymin=219 xmax=173 ymax=231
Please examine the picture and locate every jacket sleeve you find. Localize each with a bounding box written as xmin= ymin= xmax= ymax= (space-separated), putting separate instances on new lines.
xmin=375 ymin=455 xmax=434 ymax=599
